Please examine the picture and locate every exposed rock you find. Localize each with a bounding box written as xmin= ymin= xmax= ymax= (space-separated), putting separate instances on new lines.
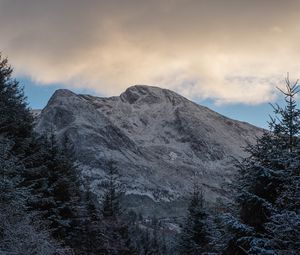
xmin=35 ymin=85 xmax=263 ymax=217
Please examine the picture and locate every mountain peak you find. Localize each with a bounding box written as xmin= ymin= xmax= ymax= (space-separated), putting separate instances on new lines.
xmin=36 ymin=84 xmax=263 ymax=217
xmin=46 ymin=89 xmax=77 ymax=106
xmin=120 ymin=84 xmax=186 ymax=105
xmin=52 ymin=89 xmax=75 ymax=97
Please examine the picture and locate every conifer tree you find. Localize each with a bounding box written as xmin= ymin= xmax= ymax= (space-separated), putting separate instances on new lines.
xmin=0 ymin=54 xmax=32 ymax=141
xmin=71 ymin=188 xmax=104 ymax=255
xmin=101 ymin=160 xmax=122 ymax=218
xmin=224 ymin=76 xmax=300 ymax=254
xmin=0 ymin=54 xmax=59 ymax=254
xmin=0 ymin=139 xmax=23 ymax=205
xmin=100 ymin=160 xmax=137 ymax=254
xmin=179 ymin=184 xmax=209 ymax=255
xmin=22 ymin=133 xmax=81 ymax=247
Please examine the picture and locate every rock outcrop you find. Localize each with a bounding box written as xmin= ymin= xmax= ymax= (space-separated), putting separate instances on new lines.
xmin=35 ymin=85 xmax=263 ymax=217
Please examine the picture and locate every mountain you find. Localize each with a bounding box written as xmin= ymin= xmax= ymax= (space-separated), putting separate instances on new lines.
xmin=35 ymin=85 xmax=263 ymax=217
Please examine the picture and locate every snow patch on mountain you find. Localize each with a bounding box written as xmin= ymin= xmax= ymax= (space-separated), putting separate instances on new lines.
xmin=35 ymin=85 xmax=263 ymax=217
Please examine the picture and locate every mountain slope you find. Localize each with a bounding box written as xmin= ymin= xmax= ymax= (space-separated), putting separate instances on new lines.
xmin=35 ymin=85 xmax=263 ymax=217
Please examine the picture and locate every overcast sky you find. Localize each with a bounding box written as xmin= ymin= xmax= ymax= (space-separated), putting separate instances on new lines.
xmin=1 ymin=0 xmax=299 ymax=127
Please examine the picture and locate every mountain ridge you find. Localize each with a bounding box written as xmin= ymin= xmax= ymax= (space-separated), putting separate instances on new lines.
xmin=35 ymin=85 xmax=263 ymax=217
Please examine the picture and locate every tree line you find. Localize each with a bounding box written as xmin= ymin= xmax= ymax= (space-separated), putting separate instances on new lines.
xmin=0 ymin=54 xmax=169 ymax=255
xmin=177 ymin=75 xmax=300 ymax=255
xmin=0 ymin=53 xmax=299 ymax=255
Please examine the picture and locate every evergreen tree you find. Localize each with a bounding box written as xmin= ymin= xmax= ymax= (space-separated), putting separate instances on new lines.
xmin=101 ymin=160 xmax=122 ymax=218
xmin=22 ymin=133 xmax=81 ymax=247
xmin=179 ymin=184 xmax=209 ymax=255
xmin=0 ymin=54 xmax=59 ymax=254
xmin=46 ymin=134 xmax=81 ymax=244
xmin=0 ymin=54 xmax=33 ymax=141
xmin=0 ymin=139 xmax=24 ymax=205
xmin=100 ymin=160 xmax=137 ymax=254
xmin=72 ymin=188 xmax=104 ymax=255
xmin=128 ymin=214 xmax=169 ymax=255
xmin=0 ymin=53 xmax=107 ymax=254
xmin=224 ymin=76 xmax=300 ymax=254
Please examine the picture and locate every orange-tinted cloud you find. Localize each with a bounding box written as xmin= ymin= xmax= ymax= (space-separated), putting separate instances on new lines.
xmin=1 ymin=0 xmax=300 ymax=104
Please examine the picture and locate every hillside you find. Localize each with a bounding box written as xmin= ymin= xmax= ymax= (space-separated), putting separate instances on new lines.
xmin=35 ymin=85 xmax=263 ymax=217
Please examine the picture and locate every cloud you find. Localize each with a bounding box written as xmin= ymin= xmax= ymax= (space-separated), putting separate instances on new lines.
xmin=0 ymin=0 xmax=300 ymax=104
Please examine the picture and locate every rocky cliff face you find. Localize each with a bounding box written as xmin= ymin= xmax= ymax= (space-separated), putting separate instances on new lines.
xmin=35 ymin=85 xmax=263 ymax=217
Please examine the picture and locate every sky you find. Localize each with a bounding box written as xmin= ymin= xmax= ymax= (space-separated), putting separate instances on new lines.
xmin=1 ymin=0 xmax=300 ymax=128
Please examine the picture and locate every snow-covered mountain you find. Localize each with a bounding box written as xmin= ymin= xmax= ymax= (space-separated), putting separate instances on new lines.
xmin=35 ymin=85 xmax=263 ymax=217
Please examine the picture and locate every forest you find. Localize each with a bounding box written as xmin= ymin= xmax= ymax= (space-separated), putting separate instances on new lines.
xmin=0 ymin=53 xmax=299 ymax=255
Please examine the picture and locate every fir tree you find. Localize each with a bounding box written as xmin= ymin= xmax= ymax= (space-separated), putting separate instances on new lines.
xmin=72 ymin=188 xmax=104 ymax=255
xmin=0 ymin=54 xmax=33 ymax=141
xmin=179 ymin=184 xmax=209 ymax=255
xmin=0 ymin=139 xmax=24 ymax=205
xmin=0 ymin=54 xmax=59 ymax=254
xmin=100 ymin=160 xmax=137 ymax=254
xmin=101 ymin=160 xmax=122 ymax=219
xmin=224 ymin=75 xmax=300 ymax=254
xmin=22 ymin=133 xmax=81 ymax=247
